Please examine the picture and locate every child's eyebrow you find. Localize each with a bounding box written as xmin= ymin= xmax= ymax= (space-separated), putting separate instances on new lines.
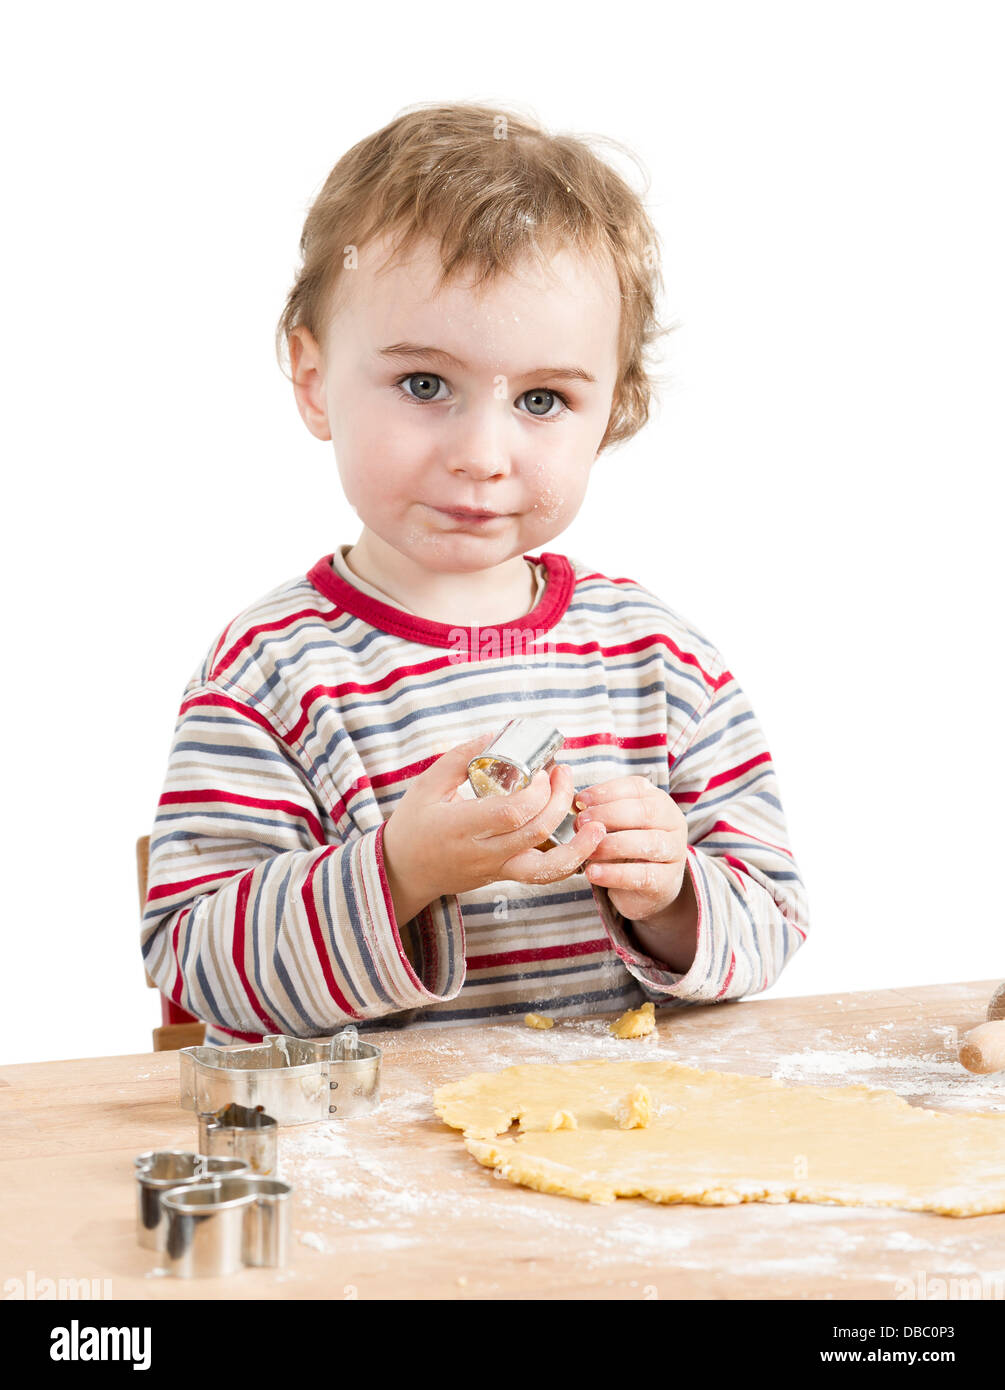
xmin=378 ymin=342 xmax=596 ymax=384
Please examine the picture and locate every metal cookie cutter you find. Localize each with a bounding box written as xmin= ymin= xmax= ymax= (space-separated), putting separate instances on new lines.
xmin=180 ymin=1024 xmax=382 ymax=1126
xmin=197 ymin=1102 xmax=279 ymax=1177
xmin=467 ymin=717 xmax=577 ymax=847
xmin=134 ymin=1151 xmax=249 ymax=1251
xmin=161 ymin=1175 xmax=293 ymax=1278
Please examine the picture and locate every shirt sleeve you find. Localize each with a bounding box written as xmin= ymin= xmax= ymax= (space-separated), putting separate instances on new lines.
xmin=590 ymin=661 xmax=810 ymax=1003
xmin=141 ymin=678 xmax=467 ymax=1037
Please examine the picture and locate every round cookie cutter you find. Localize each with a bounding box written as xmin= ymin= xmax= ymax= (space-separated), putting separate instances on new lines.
xmin=161 ymin=1174 xmax=293 ymax=1277
xmin=134 ymin=1150 xmax=249 ymax=1251
xmin=467 ymin=717 xmax=578 ymax=847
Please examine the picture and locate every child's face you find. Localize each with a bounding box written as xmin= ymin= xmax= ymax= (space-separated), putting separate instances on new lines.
xmin=290 ymin=234 xmax=620 ymax=572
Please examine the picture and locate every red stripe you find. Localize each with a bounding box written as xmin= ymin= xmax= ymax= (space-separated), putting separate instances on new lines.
xmin=696 ymin=817 xmax=793 ymax=859
xmin=207 ymin=1021 xmax=267 ymax=1044
xmin=285 ymin=656 xmax=455 ymax=743
xmin=369 ymin=758 xmax=435 ymax=789
xmin=170 ymin=908 xmax=191 ymax=1005
xmin=706 ymin=752 xmax=772 ymax=791
xmin=578 ymin=633 xmax=721 ymax=687
xmin=675 ymin=752 xmax=773 ymax=804
xmin=210 ymin=619 xmax=235 ymax=670
xmin=147 ymin=868 xmax=243 ymax=902
xmin=560 ymin=731 xmax=668 ymax=751
xmin=179 ymin=690 xmax=282 ymax=738
xmin=232 ymin=870 xmax=283 ymax=1032
xmin=284 ymin=636 xmax=721 ymax=744
xmin=327 ymin=733 xmax=673 ymax=823
xmin=722 ymin=854 xmax=752 ymax=880
xmin=326 ymin=775 xmax=376 ymax=827
xmin=705 ymin=849 xmax=807 ymax=942
xmin=715 ymin=950 xmax=736 ymax=999
xmin=466 ymin=937 xmax=611 ymax=970
xmin=300 ymin=849 xmax=362 ymax=1018
xmin=157 ymin=788 xmax=325 ymax=845
xmin=210 ymin=603 xmax=341 ymax=681
xmin=371 ymin=820 xmax=423 ymax=991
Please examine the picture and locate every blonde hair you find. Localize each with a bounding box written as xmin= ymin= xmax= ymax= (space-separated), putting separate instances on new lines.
xmin=275 ymin=102 xmax=673 ymax=451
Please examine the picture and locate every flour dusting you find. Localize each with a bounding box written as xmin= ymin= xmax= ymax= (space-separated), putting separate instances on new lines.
xmin=770 ymin=1048 xmax=1004 ymax=1110
xmin=275 ymin=1008 xmax=1003 ymax=1286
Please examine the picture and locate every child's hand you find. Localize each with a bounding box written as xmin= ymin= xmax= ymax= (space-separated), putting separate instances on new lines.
xmin=382 ymin=734 xmax=608 ymax=910
xmin=574 ymin=775 xmax=688 ymax=923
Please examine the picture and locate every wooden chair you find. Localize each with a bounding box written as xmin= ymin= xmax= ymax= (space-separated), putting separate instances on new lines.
xmin=136 ymin=835 xmax=206 ymax=1052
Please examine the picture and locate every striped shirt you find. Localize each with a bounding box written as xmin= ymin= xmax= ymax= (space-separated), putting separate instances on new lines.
xmin=141 ymin=550 xmax=809 ymax=1044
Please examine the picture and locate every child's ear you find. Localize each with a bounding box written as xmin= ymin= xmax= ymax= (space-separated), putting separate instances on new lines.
xmin=289 ymin=326 xmax=332 ymax=442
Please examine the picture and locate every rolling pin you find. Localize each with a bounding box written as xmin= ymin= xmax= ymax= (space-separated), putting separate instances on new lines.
xmin=958 ymin=982 xmax=1005 ymax=1074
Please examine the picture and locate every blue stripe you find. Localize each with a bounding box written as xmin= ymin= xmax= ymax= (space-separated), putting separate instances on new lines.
xmin=672 ymin=708 xmax=753 ymax=768
xmin=173 ymin=740 xmax=291 ymax=765
xmin=465 ymin=958 xmax=619 ymax=988
xmin=687 ymin=769 xmax=776 ymax=814
xmin=246 ymin=862 xmax=286 ymax=1031
xmin=695 ymin=836 xmax=793 ymax=861
xmin=332 ymin=841 xmax=395 ymax=1009
xmin=194 ymin=953 xmax=224 ymax=1024
xmin=395 ymin=981 xmax=650 ymax=1024
xmin=721 ymin=862 xmax=761 ymax=984
xmin=270 ymin=861 xmax=315 ymax=1032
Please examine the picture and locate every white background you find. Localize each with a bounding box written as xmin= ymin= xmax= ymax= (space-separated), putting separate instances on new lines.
xmin=2 ymin=2 xmax=1002 ymax=1063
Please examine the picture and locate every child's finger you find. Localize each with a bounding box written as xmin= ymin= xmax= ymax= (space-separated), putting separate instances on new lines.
xmin=576 ymin=794 xmax=680 ymax=833
xmin=423 ymin=732 xmax=501 ymax=798
xmin=575 ymin=774 xmax=660 ymax=810
xmin=468 ymin=767 xmax=554 ymax=840
xmin=579 ymin=828 xmax=681 ymax=862
xmin=585 ymin=859 xmax=675 ymax=893
xmin=516 ymin=822 xmax=607 ymax=880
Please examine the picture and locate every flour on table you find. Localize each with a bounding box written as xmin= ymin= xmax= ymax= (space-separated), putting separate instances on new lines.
xmin=770 ymin=1048 xmax=1004 ymax=1110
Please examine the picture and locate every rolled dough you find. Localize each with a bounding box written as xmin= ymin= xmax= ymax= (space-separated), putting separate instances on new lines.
xmin=433 ymin=1059 xmax=1005 ymax=1216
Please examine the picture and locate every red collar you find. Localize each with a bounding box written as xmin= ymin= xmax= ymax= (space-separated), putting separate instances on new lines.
xmin=306 ymin=551 xmax=575 ymax=652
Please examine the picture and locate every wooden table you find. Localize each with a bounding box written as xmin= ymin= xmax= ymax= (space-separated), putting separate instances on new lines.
xmin=1 ymin=981 xmax=1002 ymax=1300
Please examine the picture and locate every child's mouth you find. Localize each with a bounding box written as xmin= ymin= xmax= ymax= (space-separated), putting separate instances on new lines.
xmin=430 ymin=506 xmax=506 ymax=525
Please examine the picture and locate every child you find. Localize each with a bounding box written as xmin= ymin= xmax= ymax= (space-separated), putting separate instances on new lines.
xmin=142 ymin=103 xmax=809 ymax=1045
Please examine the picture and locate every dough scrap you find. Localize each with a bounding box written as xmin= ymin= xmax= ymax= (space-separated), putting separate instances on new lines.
xmin=524 ymin=1013 xmax=555 ymax=1030
xmin=611 ymin=1084 xmax=652 ymax=1130
xmin=433 ymin=1059 xmax=1005 ymax=1215
xmin=547 ymin=1110 xmax=577 ymax=1131
xmin=469 ymin=765 xmax=509 ymax=797
xmin=610 ymin=1001 xmax=655 ymax=1038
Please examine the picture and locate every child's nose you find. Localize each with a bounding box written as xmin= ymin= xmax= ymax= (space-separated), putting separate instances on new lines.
xmin=447 ymin=452 xmax=511 ymax=482
xmin=450 ymin=455 xmax=510 ymax=480
xmin=446 ymin=405 xmax=511 ymax=478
